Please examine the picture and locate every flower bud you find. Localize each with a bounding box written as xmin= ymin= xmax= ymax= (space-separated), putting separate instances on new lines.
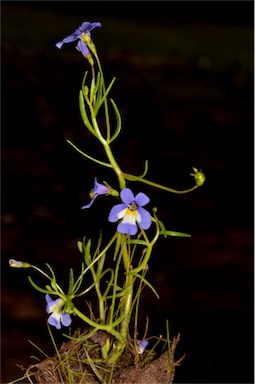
xmin=9 ymin=259 xmax=31 ymax=268
xmin=190 ymin=167 xmax=205 ymax=186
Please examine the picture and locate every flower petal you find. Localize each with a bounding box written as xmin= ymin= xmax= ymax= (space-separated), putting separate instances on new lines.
xmin=81 ymin=196 xmax=97 ymax=209
xmin=117 ymin=222 xmax=138 ymax=235
xmin=108 ymin=204 xmax=127 ymax=222
xmin=94 ymin=178 xmax=109 ymax=195
xmin=120 ymin=188 xmax=135 ymax=205
xmin=135 ymin=192 xmax=150 ymax=207
xmin=56 ymin=41 xmax=64 ymax=49
xmin=45 ymin=293 xmax=52 ymax=305
xmin=56 ymin=29 xmax=82 ymax=48
xmin=76 ymin=40 xmax=90 ymax=56
xmin=48 ymin=314 xmax=61 ymax=329
xmin=45 ymin=294 xmax=61 ymax=314
xmin=61 ymin=313 xmax=72 ymax=327
xmin=138 ymin=207 xmax=152 ymax=230
xmin=55 ymin=22 xmax=101 ymax=51
xmin=121 ymin=210 xmax=141 ymax=225
xmin=80 ymin=21 xmax=101 ymax=34
xmin=137 ymin=339 xmax=149 ymax=354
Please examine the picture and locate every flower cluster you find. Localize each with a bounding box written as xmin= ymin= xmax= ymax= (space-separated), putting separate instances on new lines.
xmin=56 ymin=21 xmax=101 ymax=57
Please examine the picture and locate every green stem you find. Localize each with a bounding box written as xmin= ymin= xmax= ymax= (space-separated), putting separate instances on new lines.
xmin=93 ymin=53 xmax=126 ymax=190
xmin=74 ymin=232 xmax=118 ymax=290
xmin=94 ymin=53 xmax=111 ymax=141
xmin=104 ymin=142 xmax=126 ymax=190
xmin=109 ymin=251 xmax=122 ymax=326
xmin=90 ymin=260 xmax=105 ymax=324
xmin=73 ymin=306 xmax=124 ymax=343
xmin=123 ymin=172 xmax=199 ymax=194
xmin=128 ymin=222 xmax=160 ymax=276
xmin=108 ymin=238 xmax=133 ymax=364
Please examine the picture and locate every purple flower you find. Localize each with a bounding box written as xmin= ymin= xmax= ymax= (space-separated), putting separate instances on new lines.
xmin=108 ymin=188 xmax=151 ymax=236
xmin=82 ymin=178 xmax=109 ymax=209
xmin=45 ymin=294 xmax=72 ymax=330
xmin=56 ymin=21 xmax=101 ymax=56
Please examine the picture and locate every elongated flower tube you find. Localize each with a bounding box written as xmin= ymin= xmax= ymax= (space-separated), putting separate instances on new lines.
xmin=45 ymin=294 xmax=72 ymax=330
xmin=82 ymin=178 xmax=110 ymax=209
xmin=55 ymin=21 xmax=101 ymax=57
xmin=108 ymin=188 xmax=152 ymax=236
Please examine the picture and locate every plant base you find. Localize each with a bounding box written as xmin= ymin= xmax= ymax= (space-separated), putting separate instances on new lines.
xmin=24 ymin=329 xmax=182 ymax=384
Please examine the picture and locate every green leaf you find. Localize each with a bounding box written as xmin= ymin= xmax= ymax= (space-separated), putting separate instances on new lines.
xmin=90 ymin=71 xmax=101 ymax=106
xmin=68 ymin=268 xmax=74 ymax=295
xmin=128 ymin=239 xmax=148 ymax=246
xmin=161 ymin=230 xmax=191 ymax=237
xmin=84 ymin=239 xmax=92 ymax=266
xmin=158 ymin=220 xmax=191 ymax=237
xmin=140 ymin=160 xmax=149 ymax=178
xmin=46 ymin=263 xmax=56 ymax=280
xmin=66 ymin=140 xmax=112 ymax=168
xmin=28 ymin=276 xmax=52 ymax=294
xmin=79 ymin=90 xmax=97 ymax=136
xmin=133 ymin=273 xmax=160 ymax=299
xmin=109 ymin=99 xmax=122 ymax=143
xmin=77 ymin=240 xmax=84 ymax=254
xmin=94 ymin=77 xmax=116 ymax=115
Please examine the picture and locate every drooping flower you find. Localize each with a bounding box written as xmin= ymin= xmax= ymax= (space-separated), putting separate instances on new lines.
xmin=45 ymin=294 xmax=72 ymax=330
xmin=82 ymin=178 xmax=110 ymax=209
xmin=137 ymin=339 xmax=149 ymax=354
xmin=108 ymin=188 xmax=152 ymax=236
xmin=55 ymin=21 xmax=101 ymax=56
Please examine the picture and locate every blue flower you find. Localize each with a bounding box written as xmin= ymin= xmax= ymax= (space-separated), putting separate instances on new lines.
xmin=137 ymin=339 xmax=149 ymax=354
xmin=45 ymin=294 xmax=72 ymax=330
xmin=108 ymin=188 xmax=152 ymax=236
xmin=56 ymin=21 xmax=101 ymax=56
xmin=82 ymin=178 xmax=110 ymax=209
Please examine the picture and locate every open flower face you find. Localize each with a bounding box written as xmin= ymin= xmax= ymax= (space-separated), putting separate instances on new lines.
xmin=82 ymin=178 xmax=109 ymax=209
xmin=45 ymin=294 xmax=72 ymax=330
xmin=108 ymin=188 xmax=151 ymax=235
xmin=56 ymin=21 xmax=101 ymax=56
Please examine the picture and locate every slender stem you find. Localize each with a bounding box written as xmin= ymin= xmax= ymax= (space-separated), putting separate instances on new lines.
xmin=108 ymin=238 xmax=134 ymax=363
xmin=90 ymin=260 xmax=105 ymax=324
xmin=94 ymin=53 xmax=111 ymax=141
xmin=128 ymin=223 xmax=160 ymax=276
xmin=104 ymin=142 xmax=126 ymax=190
xmin=109 ymin=251 xmax=122 ymax=326
xmin=123 ymin=172 xmax=199 ymax=194
xmin=30 ymin=265 xmax=64 ymax=295
xmin=73 ymin=306 xmax=124 ymax=343
xmin=93 ymin=53 xmax=126 ymax=190
xmin=74 ymin=232 xmax=118 ymax=289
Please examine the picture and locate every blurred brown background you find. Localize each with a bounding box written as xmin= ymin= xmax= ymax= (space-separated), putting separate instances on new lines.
xmin=1 ymin=1 xmax=254 ymax=383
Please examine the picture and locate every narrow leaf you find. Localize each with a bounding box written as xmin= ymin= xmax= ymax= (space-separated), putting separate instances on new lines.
xmin=66 ymin=140 xmax=112 ymax=168
xmin=161 ymin=231 xmax=191 ymax=237
xmin=79 ymin=90 xmax=97 ymax=136
xmin=109 ymin=99 xmax=121 ymax=143
xmin=133 ymin=273 xmax=160 ymax=299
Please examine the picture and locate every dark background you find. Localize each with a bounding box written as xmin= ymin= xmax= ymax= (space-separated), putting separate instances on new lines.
xmin=1 ymin=1 xmax=254 ymax=383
